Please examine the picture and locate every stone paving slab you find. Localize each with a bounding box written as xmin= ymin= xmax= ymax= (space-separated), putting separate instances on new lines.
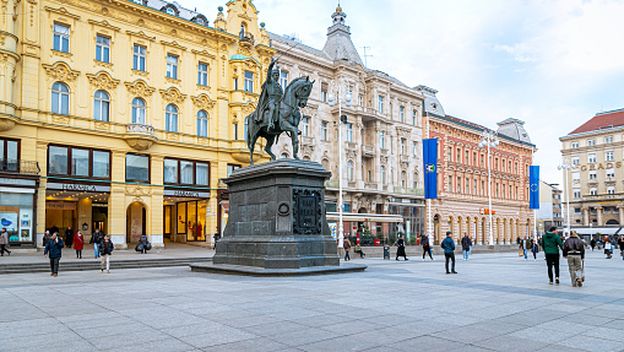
xmin=1 ymin=251 xmax=624 ymax=352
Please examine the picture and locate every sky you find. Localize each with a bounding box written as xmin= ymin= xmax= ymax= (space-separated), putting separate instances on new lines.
xmin=178 ymin=0 xmax=624 ymax=184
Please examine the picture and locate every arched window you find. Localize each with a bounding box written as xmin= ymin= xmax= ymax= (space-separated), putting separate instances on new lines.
xmin=165 ymin=104 xmax=178 ymax=132
xmin=380 ymin=165 xmax=386 ymax=185
xmin=51 ymin=82 xmax=70 ymax=115
xmin=93 ymin=90 xmax=110 ymax=121
xmin=197 ymin=110 xmax=208 ymax=137
xmin=347 ymin=160 xmax=354 ymax=182
xmin=131 ymin=98 xmax=146 ymax=124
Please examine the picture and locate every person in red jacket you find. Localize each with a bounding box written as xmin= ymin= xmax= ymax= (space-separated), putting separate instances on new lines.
xmin=73 ymin=231 xmax=84 ymax=259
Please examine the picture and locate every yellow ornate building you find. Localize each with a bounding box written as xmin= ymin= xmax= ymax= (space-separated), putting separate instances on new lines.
xmin=0 ymin=0 xmax=273 ymax=248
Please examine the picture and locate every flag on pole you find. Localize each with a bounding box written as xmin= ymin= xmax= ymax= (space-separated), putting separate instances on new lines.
xmin=423 ymin=138 xmax=438 ymax=199
xmin=529 ymin=165 xmax=540 ymax=209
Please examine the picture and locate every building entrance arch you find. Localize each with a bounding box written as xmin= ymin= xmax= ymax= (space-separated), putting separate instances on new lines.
xmin=126 ymin=201 xmax=147 ymax=244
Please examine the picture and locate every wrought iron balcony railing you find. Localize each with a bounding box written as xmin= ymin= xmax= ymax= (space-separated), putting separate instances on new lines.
xmin=0 ymin=159 xmax=40 ymax=175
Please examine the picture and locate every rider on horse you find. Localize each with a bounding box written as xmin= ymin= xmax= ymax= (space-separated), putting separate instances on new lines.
xmin=255 ymin=58 xmax=283 ymax=131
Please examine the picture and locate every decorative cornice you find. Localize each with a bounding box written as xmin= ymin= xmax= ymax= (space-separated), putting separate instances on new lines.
xmin=42 ymin=61 xmax=80 ymax=82
xmin=86 ymin=71 xmax=120 ymax=90
xmin=191 ymin=94 xmax=215 ymax=110
xmin=87 ymin=19 xmax=121 ymax=32
xmin=159 ymin=87 xmax=186 ymax=105
xmin=124 ymin=79 xmax=155 ymax=97
xmin=160 ymin=40 xmax=187 ymax=51
xmin=126 ymin=30 xmax=156 ymax=42
xmin=44 ymin=6 xmax=81 ymax=20
xmin=191 ymin=48 xmax=216 ymax=59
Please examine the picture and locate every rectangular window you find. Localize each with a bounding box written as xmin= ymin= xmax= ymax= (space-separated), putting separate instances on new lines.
xmin=180 ymin=160 xmax=194 ymax=184
xmin=412 ymin=109 xmax=418 ymax=126
xmin=412 ymin=141 xmax=418 ymax=156
xmin=400 ymin=138 xmax=406 ymax=155
xmin=588 ymin=171 xmax=597 ymax=180
xmin=604 ymin=136 xmax=613 ymax=144
xmin=126 ymin=154 xmax=149 ymax=182
xmin=570 ymin=142 xmax=579 ymax=149
xmin=571 ymin=157 xmax=580 ymax=166
xmin=573 ymin=189 xmax=581 ymax=199
xmin=166 ymin=54 xmax=178 ymax=79
xmin=279 ymin=71 xmax=289 ymax=89
xmin=164 ymin=159 xmax=178 ymax=184
xmin=0 ymin=139 xmax=19 ymax=172
xmin=95 ymin=35 xmax=110 ymax=63
xmin=48 ymin=146 xmax=68 ymax=175
xmin=587 ymin=139 xmax=595 ymax=146
xmin=399 ymin=105 xmax=405 ymax=122
xmin=53 ymin=23 xmax=70 ymax=52
xmin=321 ymin=121 xmax=328 ymax=141
xmin=345 ymin=122 xmax=353 ymax=142
xmin=588 ymin=153 xmax=596 ymax=163
xmin=197 ymin=62 xmax=208 ymax=86
xmin=605 ymin=151 xmax=614 ymax=161
xmin=227 ymin=164 xmax=241 ymax=176
xmin=133 ymin=44 xmax=146 ymax=71
xmin=302 ymin=117 xmax=310 ymax=137
xmin=71 ymin=148 xmax=90 ymax=177
xmin=606 ymin=168 xmax=615 ymax=179
xmin=196 ymin=163 xmax=209 ymax=185
xmin=377 ymin=95 xmax=384 ymax=113
xmin=379 ymin=131 xmax=386 ymax=149
xmin=233 ymin=77 xmax=238 ymax=90
xmin=572 ymin=171 xmax=580 ymax=183
xmin=321 ymin=83 xmax=328 ymax=103
xmin=244 ymin=71 xmax=254 ymax=92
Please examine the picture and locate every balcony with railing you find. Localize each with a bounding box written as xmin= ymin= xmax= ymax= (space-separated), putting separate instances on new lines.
xmin=125 ymin=123 xmax=158 ymax=151
xmin=362 ymin=144 xmax=374 ymax=158
xmin=0 ymin=159 xmax=40 ymax=176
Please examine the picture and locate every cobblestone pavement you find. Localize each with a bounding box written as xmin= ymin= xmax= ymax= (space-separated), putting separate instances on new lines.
xmin=1 ymin=251 xmax=623 ymax=352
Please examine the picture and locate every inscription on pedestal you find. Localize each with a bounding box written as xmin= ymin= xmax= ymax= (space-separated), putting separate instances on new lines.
xmin=293 ymin=188 xmax=322 ymax=234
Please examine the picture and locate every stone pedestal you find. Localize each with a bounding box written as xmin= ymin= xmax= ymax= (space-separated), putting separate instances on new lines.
xmin=212 ymin=159 xmax=341 ymax=269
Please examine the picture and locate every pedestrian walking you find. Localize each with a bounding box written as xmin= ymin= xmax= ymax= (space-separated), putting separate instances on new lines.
xmin=541 ymin=226 xmax=563 ymax=285
xmin=64 ymin=226 xmax=73 ymax=249
xmin=43 ymin=232 xmax=64 ymax=277
xmin=42 ymin=230 xmax=50 ymax=248
xmin=395 ymin=234 xmax=408 ymax=261
xmin=73 ymin=231 xmax=84 ymax=259
xmin=422 ymin=234 xmax=433 ymax=261
xmin=343 ymin=237 xmax=352 ymax=261
xmin=99 ymin=235 xmax=114 ymax=273
xmin=0 ymin=227 xmax=11 ymax=256
xmin=590 ymin=237 xmax=596 ymax=251
xmin=441 ymin=231 xmax=457 ymax=274
xmin=531 ymin=239 xmax=539 ymax=260
xmin=563 ymin=231 xmax=585 ymax=287
xmin=461 ymin=233 xmax=472 ymax=261
xmin=520 ymin=237 xmax=528 ymax=260
xmin=91 ymin=229 xmax=103 ymax=258
xmin=618 ymin=236 xmax=624 ymax=260
xmin=604 ymin=238 xmax=613 ymax=259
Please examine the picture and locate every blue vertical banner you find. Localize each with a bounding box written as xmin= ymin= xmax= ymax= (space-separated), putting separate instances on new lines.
xmin=423 ymin=138 xmax=438 ymax=199
xmin=529 ymin=165 xmax=540 ymax=209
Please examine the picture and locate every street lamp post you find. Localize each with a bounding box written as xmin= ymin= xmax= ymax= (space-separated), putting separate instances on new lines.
xmin=479 ymin=130 xmax=499 ymax=246
xmin=328 ymin=83 xmax=352 ymax=250
xmin=558 ymin=162 xmax=572 ymax=235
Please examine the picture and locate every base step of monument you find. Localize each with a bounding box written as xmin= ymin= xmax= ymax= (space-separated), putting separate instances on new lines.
xmin=190 ymin=262 xmax=367 ymax=277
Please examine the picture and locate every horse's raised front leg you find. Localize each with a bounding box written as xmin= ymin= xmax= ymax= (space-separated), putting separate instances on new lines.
xmin=264 ymin=134 xmax=276 ymax=160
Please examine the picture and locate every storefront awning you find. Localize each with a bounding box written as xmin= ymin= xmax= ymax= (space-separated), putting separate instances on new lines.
xmin=326 ymin=212 xmax=404 ymax=223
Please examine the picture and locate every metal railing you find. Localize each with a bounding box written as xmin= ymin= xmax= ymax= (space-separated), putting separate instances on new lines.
xmin=0 ymin=159 xmax=40 ymax=175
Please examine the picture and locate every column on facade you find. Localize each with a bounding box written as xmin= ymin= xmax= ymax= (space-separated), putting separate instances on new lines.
xmin=619 ymin=205 xmax=624 ymax=226
xmin=150 ymin=155 xmax=164 ymax=248
xmin=109 ymin=152 xmax=127 ymax=248
xmin=596 ymin=206 xmax=603 ymax=226
xmin=582 ymin=207 xmax=589 ymax=226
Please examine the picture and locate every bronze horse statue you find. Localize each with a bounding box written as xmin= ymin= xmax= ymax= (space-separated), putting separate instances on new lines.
xmin=245 ymin=76 xmax=314 ymax=164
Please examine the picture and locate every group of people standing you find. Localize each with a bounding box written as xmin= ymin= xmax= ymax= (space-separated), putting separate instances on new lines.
xmin=42 ymin=227 xmax=115 ymax=276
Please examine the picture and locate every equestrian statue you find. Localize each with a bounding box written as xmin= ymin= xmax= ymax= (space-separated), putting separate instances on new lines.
xmin=245 ymin=58 xmax=314 ymax=165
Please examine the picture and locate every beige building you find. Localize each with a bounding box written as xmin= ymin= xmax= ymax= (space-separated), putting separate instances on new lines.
xmin=560 ymin=108 xmax=624 ymax=228
xmin=271 ymin=5 xmax=425 ymax=241
xmin=0 ymin=0 xmax=273 ymax=248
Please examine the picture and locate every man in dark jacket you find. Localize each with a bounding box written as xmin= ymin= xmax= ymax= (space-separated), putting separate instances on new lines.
xmin=91 ymin=229 xmax=103 ymax=258
xmin=44 ymin=232 xmax=64 ymax=277
xmin=441 ymin=231 xmax=457 ymax=274
xmin=541 ymin=226 xmax=563 ymax=285
xmin=563 ymin=231 xmax=585 ymax=287
xmin=461 ymin=233 xmax=472 ymax=261
xmin=64 ymin=226 xmax=73 ymax=248
xmin=99 ymin=235 xmax=114 ymax=273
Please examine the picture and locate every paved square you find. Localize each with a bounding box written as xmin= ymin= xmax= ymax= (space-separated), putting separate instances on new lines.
xmin=1 ymin=251 xmax=623 ymax=352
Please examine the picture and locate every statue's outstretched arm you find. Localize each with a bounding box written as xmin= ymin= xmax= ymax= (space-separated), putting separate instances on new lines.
xmin=266 ymin=58 xmax=277 ymax=79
